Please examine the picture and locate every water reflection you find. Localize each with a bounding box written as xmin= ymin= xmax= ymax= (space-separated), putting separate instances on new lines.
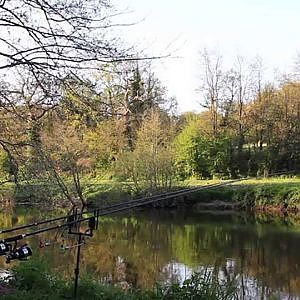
xmin=1 ymin=208 xmax=300 ymax=298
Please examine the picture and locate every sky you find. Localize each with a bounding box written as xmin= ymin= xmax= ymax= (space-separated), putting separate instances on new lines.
xmin=116 ymin=0 xmax=300 ymax=112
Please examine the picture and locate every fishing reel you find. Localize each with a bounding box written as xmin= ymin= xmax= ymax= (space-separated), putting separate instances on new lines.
xmin=0 ymin=240 xmax=32 ymax=263
xmin=0 ymin=242 xmax=10 ymax=256
xmin=6 ymin=244 xmax=32 ymax=263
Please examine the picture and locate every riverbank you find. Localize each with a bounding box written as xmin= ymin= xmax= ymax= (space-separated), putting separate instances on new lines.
xmin=1 ymin=207 xmax=300 ymax=299
xmin=0 ymin=259 xmax=237 ymax=300
xmin=184 ymin=177 xmax=300 ymax=212
xmin=1 ymin=176 xmax=299 ymax=212
xmin=0 ymin=177 xmax=134 ymax=207
xmin=83 ymin=176 xmax=300 ymax=209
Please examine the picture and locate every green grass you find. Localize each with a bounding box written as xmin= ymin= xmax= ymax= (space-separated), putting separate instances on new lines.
xmin=81 ymin=176 xmax=134 ymax=207
xmin=0 ymin=177 xmax=133 ymax=206
xmin=184 ymin=176 xmax=300 ymax=187
xmin=1 ymin=175 xmax=299 ymax=208
xmin=186 ymin=176 xmax=300 ymax=208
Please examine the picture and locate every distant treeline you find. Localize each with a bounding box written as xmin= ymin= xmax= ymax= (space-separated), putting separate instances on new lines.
xmin=0 ymin=57 xmax=299 ymax=203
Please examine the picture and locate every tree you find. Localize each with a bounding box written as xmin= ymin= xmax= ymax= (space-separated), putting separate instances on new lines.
xmin=0 ymin=0 xmax=131 ymax=75
xmin=0 ymin=70 xmax=62 ymax=175
xmin=116 ymin=110 xmax=176 ymax=193
xmin=90 ymin=61 xmax=174 ymax=150
xmin=231 ymin=56 xmax=259 ymax=159
xmin=218 ymin=55 xmax=264 ymax=175
xmin=174 ymin=112 xmax=232 ymax=179
xmin=198 ymin=49 xmax=223 ymax=137
xmin=42 ymin=118 xmax=91 ymax=206
xmin=247 ymin=80 xmax=300 ymax=174
xmin=0 ymin=0 xmax=149 ymax=205
xmin=0 ymin=149 xmax=11 ymax=182
xmin=84 ymin=118 xmax=127 ymax=172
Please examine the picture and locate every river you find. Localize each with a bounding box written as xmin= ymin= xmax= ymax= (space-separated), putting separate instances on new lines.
xmin=1 ymin=207 xmax=300 ymax=299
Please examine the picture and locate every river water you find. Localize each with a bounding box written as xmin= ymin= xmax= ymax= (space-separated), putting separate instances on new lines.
xmin=1 ymin=208 xmax=300 ymax=299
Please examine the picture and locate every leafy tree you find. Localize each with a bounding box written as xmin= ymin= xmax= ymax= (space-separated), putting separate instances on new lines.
xmin=174 ymin=116 xmax=204 ymax=178
xmin=116 ymin=110 xmax=176 ymax=193
xmin=0 ymin=149 xmax=11 ymax=180
xmin=247 ymin=81 xmax=300 ymax=174
xmin=93 ymin=61 xmax=174 ymax=150
xmin=174 ymin=113 xmax=232 ymax=179
xmin=84 ymin=119 xmax=127 ymax=173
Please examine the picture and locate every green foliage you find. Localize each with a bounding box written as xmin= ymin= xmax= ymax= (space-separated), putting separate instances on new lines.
xmin=0 ymin=259 xmax=238 ymax=300
xmin=85 ymin=119 xmax=127 ymax=172
xmin=12 ymin=259 xmax=65 ymax=294
xmin=83 ymin=179 xmax=133 ymax=206
xmin=158 ymin=272 xmax=238 ymax=300
xmin=190 ymin=187 xmax=235 ymax=203
xmin=115 ymin=110 xmax=177 ymax=193
xmin=174 ymin=117 xmax=201 ymax=178
xmin=0 ymin=150 xmax=12 ymax=179
xmin=13 ymin=182 xmax=63 ymax=203
xmin=174 ymin=116 xmax=232 ymax=179
xmin=189 ymin=177 xmax=300 ymax=208
xmin=0 ymin=259 xmax=67 ymax=300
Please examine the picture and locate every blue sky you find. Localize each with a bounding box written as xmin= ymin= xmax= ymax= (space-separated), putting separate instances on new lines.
xmin=116 ymin=0 xmax=300 ymax=112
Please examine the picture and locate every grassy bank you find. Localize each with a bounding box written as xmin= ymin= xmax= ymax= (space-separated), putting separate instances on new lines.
xmin=1 ymin=176 xmax=300 ymax=210
xmin=56 ymin=176 xmax=300 ymax=210
xmin=0 ymin=177 xmax=134 ymax=207
xmin=0 ymin=260 xmax=237 ymax=300
xmin=186 ymin=176 xmax=300 ymax=210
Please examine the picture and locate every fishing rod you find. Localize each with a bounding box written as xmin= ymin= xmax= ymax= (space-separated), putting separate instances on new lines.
xmin=0 ymin=180 xmax=232 ymax=234
xmin=0 ymin=177 xmax=256 ymax=245
xmin=0 ymin=212 xmax=75 ymax=234
xmin=0 ymin=171 xmax=295 ymax=299
xmin=0 ymin=170 xmax=294 ymax=235
xmin=0 ymin=179 xmax=243 ymax=235
xmin=1 ymin=171 xmax=292 ymax=262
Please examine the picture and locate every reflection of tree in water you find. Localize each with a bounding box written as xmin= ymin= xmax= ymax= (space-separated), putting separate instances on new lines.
xmin=1 ymin=209 xmax=300 ymax=297
xmin=161 ymin=261 xmax=192 ymax=284
xmin=114 ymin=256 xmax=138 ymax=286
xmin=80 ymin=217 xmax=173 ymax=288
